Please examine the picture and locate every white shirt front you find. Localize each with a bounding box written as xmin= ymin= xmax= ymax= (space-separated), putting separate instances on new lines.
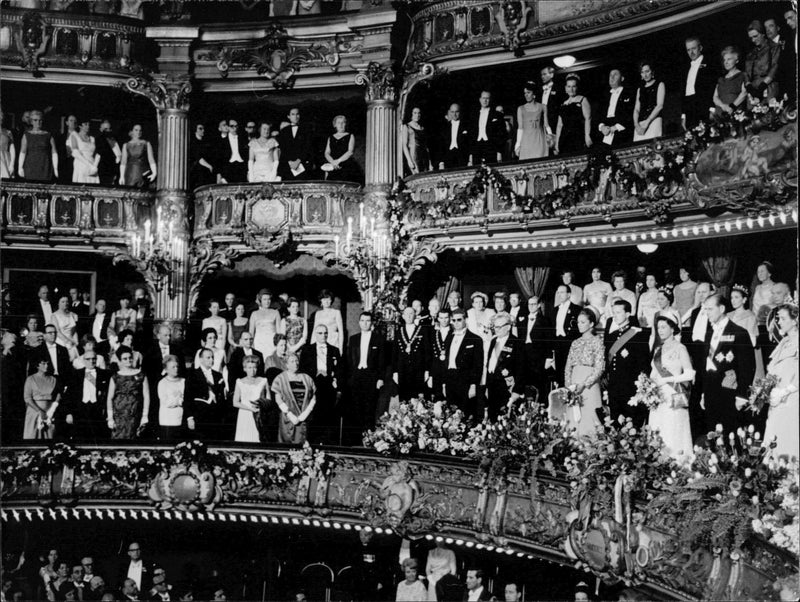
xmin=92 ymin=313 xmax=106 ymax=341
xmin=228 ymin=134 xmax=244 ymax=163
xmin=448 ymin=330 xmax=466 ymax=369
xmin=40 ymin=299 xmax=53 ymax=324
xmin=47 ymin=343 xmax=59 ymax=374
xmin=685 ymin=55 xmax=704 ymax=96
xmin=449 ymin=120 xmax=460 ymax=149
xmin=542 ymin=82 xmax=553 ymax=105
xmin=467 ymin=586 xmax=485 ymax=602
xmin=707 ymin=317 xmax=729 ymax=371
xmin=477 ymin=108 xmax=489 ymax=141
xmin=127 ymin=560 xmax=143 ymax=590
xmin=692 ymin=309 xmax=710 ymax=343
xmin=525 ymin=314 xmax=538 ymax=344
xmin=83 ymin=370 xmax=97 ymax=403
xmin=358 ymin=331 xmax=371 ymax=369
xmin=316 ymin=344 xmax=328 ymax=375
xmin=606 ymin=87 xmax=623 ymax=119
xmin=556 ymin=302 xmax=570 ymax=337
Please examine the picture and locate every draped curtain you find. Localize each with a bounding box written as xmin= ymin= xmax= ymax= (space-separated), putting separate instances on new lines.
xmin=436 ymin=276 xmax=461 ymax=306
xmin=701 ymin=239 xmax=737 ymax=298
xmin=514 ymin=267 xmax=551 ymax=303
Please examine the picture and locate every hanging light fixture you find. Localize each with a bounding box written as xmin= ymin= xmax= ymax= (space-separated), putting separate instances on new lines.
xmin=637 ymin=243 xmax=659 ymax=254
xmin=553 ymin=55 xmax=576 ymax=68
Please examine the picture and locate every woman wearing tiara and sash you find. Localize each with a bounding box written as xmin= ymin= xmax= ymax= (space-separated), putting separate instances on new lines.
xmin=727 ymin=284 xmax=764 ymax=380
xmin=649 ymin=315 xmax=695 ymax=461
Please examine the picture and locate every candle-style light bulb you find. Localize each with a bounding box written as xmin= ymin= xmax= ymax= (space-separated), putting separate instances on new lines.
xmin=334 ymin=235 xmax=340 ymax=259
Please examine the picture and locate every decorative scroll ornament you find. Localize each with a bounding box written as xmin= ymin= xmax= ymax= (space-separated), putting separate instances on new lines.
xmin=122 ymin=73 xmax=192 ymax=111
xmin=208 ymin=24 xmax=341 ymax=89
xmin=187 ymin=239 xmax=245 ymax=312
xmin=354 ymin=61 xmax=397 ymax=103
xmin=495 ymin=1 xmax=532 ymax=57
xmin=17 ymin=11 xmax=50 ymax=77
xmin=109 ymin=248 xmax=174 ymax=301
xmin=148 ymin=460 xmax=223 ymax=512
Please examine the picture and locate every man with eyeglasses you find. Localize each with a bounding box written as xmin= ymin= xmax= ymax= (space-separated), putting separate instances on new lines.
xmin=443 ymin=308 xmax=484 ymax=419
xmin=117 ymin=542 xmax=151 ymax=593
xmin=64 ymin=349 xmax=111 ymax=441
xmin=244 ymin=121 xmax=256 ymax=140
xmin=148 ymin=568 xmax=171 ymax=601
xmin=217 ymin=118 xmax=248 ymax=183
xmin=485 ymin=312 xmax=524 ymax=420
xmin=277 ymin=108 xmax=313 ymax=181
xmin=30 ymin=324 xmax=71 ymax=380
xmin=80 ymin=557 xmax=96 ymax=584
xmin=69 ymin=565 xmax=85 ymax=597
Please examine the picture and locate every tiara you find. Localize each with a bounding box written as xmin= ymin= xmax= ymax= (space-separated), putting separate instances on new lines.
xmin=731 ymin=284 xmax=750 ymax=297
xmin=657 ymin=286 xmax=673 ymax=295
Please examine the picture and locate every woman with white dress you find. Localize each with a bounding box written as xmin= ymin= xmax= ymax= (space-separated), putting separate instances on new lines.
xmin=250 ymin=290 xmax=281 ymax=358
xmin=763 ymin=303 xmax=799 ymax=461
xmin=202 ymin=299 xmax=228 ymax=352
xmin=564 ymin=309 xmax=605 ymax=437
xmin=48 ymin=296 xmax=79 ymax=360
xmin=649 ymin=315 xmax=695 ymax=461
xmin=636 ymin=273 xmax=660 ymax=329
xmin=247 ymin=122 xmax=280 ymax=182
xmin=425 ymin=541 xmax=457 ymax=601
xmin=157 ymin=355 xmax=185 ymax=441
xmin=728 ymin=284 xmax=764 ymax=379
xmin=112 ymin=296 xmax=137 ymax=335
xmin=69 ymin=118 xmax=100 ymax=184
xmin=232 ymin=355 xmax=267 ymax=443
xmin=752 ymin=261 xmax=776 ymax=323
xmin=312 ymin=290 xmax=344 ymax=354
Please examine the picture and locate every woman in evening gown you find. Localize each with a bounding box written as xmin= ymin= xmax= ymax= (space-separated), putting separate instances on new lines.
xmin=232 ymin=356 xmax=268 ymax=443
xmin=227 ymin=302 xmax=250 ymax=349
xmin=0 ymin=109 xmax=16 ymax=180
xmin=271 ymin=353 xmax=316 ymax=444
xmin=401 ymin=107 xmax=431 ymax=174
xmin=632 ymin=61 xmax=666 ymax=141
xmin=120 ymin=124 xmax=156 ymax=187
xmin=106 ymin=345 xmax=150 ymax=439
xmin=649 ymin=315 xmax=694 ymax=461
xmin=202 ymin=299 xmax=228 ymax=352
xmin=564 ymin=309 xmax=604 ymax=436
xmin=19 ymin=110 xmax=58 ymax=182
xmin=250 ymin=290 xmax=281 ymax=358
xmin=674 ymin=267 xmax=698 ymax=324
xmin=23 ymin=359 xmax=60 ymax=440
xmin=324 ymin=115 xmax=360 ymax=183
xmin=70 ymin=118 xmax=100 ymax=184
xmin=555 ymin=74 xmax=592 ymax=155
xmin=312 ymin=290 xmax=344 ymax=354
xmin=763 ymin=304 xmax=799 ymax=461
xmin=281 ymin=297 xmax=308 ymax=354
xmin=515 ymin=81 xmax=548 ymax=160
xmin=727 ymin=284 xmax=764 ymax=379
xmin=248 ymin=122 xmax=280 ymax=182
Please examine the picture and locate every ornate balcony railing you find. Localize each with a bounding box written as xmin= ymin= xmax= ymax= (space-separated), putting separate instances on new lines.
xmin=404 ymin=0 xmax=726 ymax=67
xmin=401 ymin=127 xmax=798 ymax=248
xmin=0 ymin=8 xmax=149 ymax=79
xmin=193 ymin=180 xmax=362 ymax=247
xmin=0 ymin=181 xmax=154 ymax=248
xmin=1 ymin=442 xmax=795 ymax=601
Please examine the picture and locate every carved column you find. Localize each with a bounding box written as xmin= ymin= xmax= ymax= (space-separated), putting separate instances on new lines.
xmin=355 ymin=62 xmax=398 ymax=309
xmin=123 ymin=27 xmax=198 ymax=327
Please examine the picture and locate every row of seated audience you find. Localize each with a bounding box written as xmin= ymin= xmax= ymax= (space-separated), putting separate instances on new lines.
xmin=403 ymin=12 xmax=797 ymax=173
xmin=1 ymin=265 xmax=797 ymax=466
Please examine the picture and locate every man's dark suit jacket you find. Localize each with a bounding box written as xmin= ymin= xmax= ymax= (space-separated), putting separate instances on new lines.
xmin=277 ymin=124 xmax=314 ymax=180
xmin=299 ymin=342 xmax=344 ymax=387
xmin=184 ymin=367 xmax=227 ymax=439
xmin=434 ymin=119 xmax=469 ymax=169
xmin=597 ymin=87 xmax=635 ymax=145
xmin=682 ymin=57 xmax=717 ymax=126
xmin=347 ymin=331 xmax=386 ymax=381
xmin=217 ymin=134 xmax=249 ymax=182
xmin=63 ymin=367 xmax=111 ymax=418
xmin=443 ymin=329 xmax=485 ymax=387
xmin=29 ymin=343 xmax=71 ymax=380
xmin=81 ymin=311 xmax=113 ymax=346
xmin=518 ymin=311 xmax=553 ymax=392
xmin=603 ymin=320 xmax=651 ymax=422
xmin=486 ymin=334 xmax=526 ymax=395
xmin=552 ymin=302 xmax=582 ymax=339
xmin=465 ymin=108 xmax=506 ymax=162
xmin=228 ymin=347 xmax=265 ymax=392
xmin=540 ymin=82 xmax=561 ymax=134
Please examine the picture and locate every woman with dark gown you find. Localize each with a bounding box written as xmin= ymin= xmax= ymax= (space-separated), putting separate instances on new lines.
xmin=402 ymin=107 xmax=431 ymax=174
xmin=324 ymin=115 xmax=360 ymax=182
xmin=18 ymin=110 xmax=58 ymax=182
xmin=271 ymin=352 xmax=316 ymax=444
xmin=106 ymin=345 xmax=150 ymax=439
xmin=555 ymin=74 xmax=592 ymax=155
xmin=120 ymin=124 xmax=156 ymax=187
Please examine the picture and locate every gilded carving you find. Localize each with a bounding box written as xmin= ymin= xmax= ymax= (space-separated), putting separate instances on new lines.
xmin=354 ymin=61 xmax=397 ymax=103
xmin=148 ymin=463 xmax=223 ymax=512
xmin=123 ymin=73 xmax=192 ymax=112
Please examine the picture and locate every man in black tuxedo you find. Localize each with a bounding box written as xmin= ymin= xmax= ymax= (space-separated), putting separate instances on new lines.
xmin=604 ymin=300 xmax=650 ymax=425
xmin=117 ymin=542 xmax=153 ymax=594
xmin=682 ymin=36 xmax=716 ymax=130
xmin=684 ymin=281 xmax=715 ymax=437
xmin=31 ymin=325 xmax=71 ymax=382
xmin=701 ymin=295 xmax=756 ymax=435
xmin=464 ymin=569 xmax=492 ymax=601
xmin=436 ymin=103 xmax=469 ymax=169
xmin=507 ymin=293 xmax=526 ymax=337
xmin=62 ymin=350 xmax=111 ymax=441
xmin=392 ymin=307 xmax=431 ymax=401
xmin=467 ymin=90 xmax=505 ymax=166
xmin=277 ymin=107 xmax=314 ymax=181
xmin=227 ymin=331 xmax=264 ymax=392
xmin=96 ymin=119 xmax=121 ymax=186
xmin=347 ymin=312 xmax=386 ymax=442
xmin=597 ymin=68 xmax=634 ymax=147
xmin=484 ymin=312 xmax=525 ymax=420
xmin=142 ymin=323 xmax=185 ymax=430
xmin=34 ymin=284 xmax=54 ymax=328
xmin=84 ymin=299 xmax=113 ymax=357
xmin=551 ymin=285 xmax=581 ymax=386
xmin=217 ymin=118 xmax=248 ymax=183
xmin=219 ymin=292 xmax=237 ymax=322
xmin=443 ymin=308 xmax=484 ymax=419
xmin=300 ymin=324 xmax=344 ymax=445
xmin=518 ymin=296 xmax=552 ymax=404
xmin=68 ymin=287 xmax=87 ymax=317
xmin=428 ymin=307 xmax=452 ymax=399
xmin=184 ymin=348 xmax=227 ymax=440
xmin=539 ymin=66 xmax=559 ymax=149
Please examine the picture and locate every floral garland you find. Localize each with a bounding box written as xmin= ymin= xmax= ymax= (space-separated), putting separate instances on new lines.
xmin=647 ymin=425 xmax=786 ymax=553
xmin=752 ymin=459 xmax=799 ymax=556
xmin=0 ymin=441 xmax=332 ymax=494
xmin=628 ymin=373 xmax=665 ymax=411
xmin=362 ymin=397 xmax=470 ymax=456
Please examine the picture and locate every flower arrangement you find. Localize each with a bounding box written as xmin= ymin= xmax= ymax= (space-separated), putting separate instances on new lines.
xmin=628 ymin=373 xmax=664 ymax=411
xmin=363 ymin=397 xmax=471 ymax=456
xmin=647 ymin=425 xmax=787 ymax=553
xmin=288 ymin=441 xmax=332 ymax=480
xmin=752 ymin=459 xmax=799 ymax=556
xmin=746 ymin=374 xmax=780 ymax=414
xmin=550 ymin=386 xmax=583 ymax=407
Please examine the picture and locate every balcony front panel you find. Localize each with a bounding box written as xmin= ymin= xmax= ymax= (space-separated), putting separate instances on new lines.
xmin=0 ymin=8 xmax=151 ymax=83
xmin=1 ymin=181 xmax=153 ymax=249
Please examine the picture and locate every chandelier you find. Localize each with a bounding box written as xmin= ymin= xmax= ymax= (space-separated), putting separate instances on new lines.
xmin=127 ymin=206 xmax=179 ymax=297
xmin=328 ymin=202 xmax=392 ymax=290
